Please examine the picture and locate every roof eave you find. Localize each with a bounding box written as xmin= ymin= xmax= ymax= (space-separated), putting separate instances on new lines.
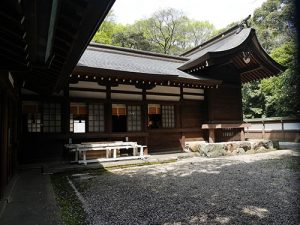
xmin=52 ymin=0 xmax=115 ymax=94
xmin=251 ymin=33 xmax=286 ymax=74
xmin=73 ymin=66 xmax=222 ymax=85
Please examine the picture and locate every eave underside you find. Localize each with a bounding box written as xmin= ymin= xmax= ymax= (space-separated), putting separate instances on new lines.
xmin=0 ymin=0 xmax=115 ymax=95
xmin=72 ymin=66 xmax=222 ymax=89
xmin=179 ymin=29 xmax=284 ymax=83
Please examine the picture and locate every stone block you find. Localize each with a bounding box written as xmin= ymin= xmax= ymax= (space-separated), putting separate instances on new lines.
xmin=238 ymin=142 xmax=251 ymax=151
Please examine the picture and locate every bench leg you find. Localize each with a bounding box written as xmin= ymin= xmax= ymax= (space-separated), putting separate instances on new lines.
xmin=83 ymin=152 xmax=87 ymax=165
xmin=113 ymin=149 xmax=117 ymax=158
xmin=75 ymin=150 xmax=78 ymax=162
xmin=140 ymin=146 xmax=144 ymax=158
xmin=133 ymin=147 xmax=137 ymax=156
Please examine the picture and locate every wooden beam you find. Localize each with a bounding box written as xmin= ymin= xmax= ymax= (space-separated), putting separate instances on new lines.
xmin=239 ymin=65 xmax=263 ymax=74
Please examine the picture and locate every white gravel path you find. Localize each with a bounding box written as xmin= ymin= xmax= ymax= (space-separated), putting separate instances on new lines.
xmin=72 ymin=149 xmax=300 ymax=225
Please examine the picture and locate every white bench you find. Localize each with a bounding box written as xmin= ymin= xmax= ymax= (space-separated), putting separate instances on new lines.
xmin=65 ymin=141 xmax=148 ymax=165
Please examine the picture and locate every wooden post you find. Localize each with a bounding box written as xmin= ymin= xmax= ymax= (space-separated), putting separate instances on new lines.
xmin=142 ymin=88 xmax=147 ymax=131
xmin=142 ymin=88 xmax=148 ymax=149
xmin=180 ymin=135 xmax=186 ymax=150
xmin=63 ymin=87 xmax=70 ymax=134
xmin=262 ymin=120 xmax=265 ymax=139
xmin=208 ymin=129 xmax=215 ymax=143
xmin=1 ymin=92 xmax=8 ymax=195
xmin=281 ymin=119 xmax=285 ymax=141
xmin=240 ymin=128 xmax=245 ymax=141
xmin=105 ymin=85 xmax=112 ymax=133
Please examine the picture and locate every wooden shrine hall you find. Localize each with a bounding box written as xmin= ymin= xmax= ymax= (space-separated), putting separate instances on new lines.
xmin=1 ymin=1 xmax=283 ymax=198
xmin=20 ymin=17 xmax=284 ymax=162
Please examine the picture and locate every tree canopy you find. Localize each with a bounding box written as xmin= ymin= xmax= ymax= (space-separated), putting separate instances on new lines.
xmin=92 ymin=8 xmax=215 ymax=55
xmin=242 ymin=0 xmax=298 ymax=118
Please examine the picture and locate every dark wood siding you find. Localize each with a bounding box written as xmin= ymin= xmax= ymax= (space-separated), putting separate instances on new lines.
xmin=0 ymin=75 xmax=19 ymax=199
xmin=148 ymin=131 xmax=182 ymax=152
xmin=207 ymin=85 xmax=243 ymax=121
xmin=181 ymin=101 xmax=207 ymax=128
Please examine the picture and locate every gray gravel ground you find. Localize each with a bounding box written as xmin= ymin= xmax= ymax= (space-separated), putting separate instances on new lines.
xmin=71 ymin=150 xmax=300 ymax=225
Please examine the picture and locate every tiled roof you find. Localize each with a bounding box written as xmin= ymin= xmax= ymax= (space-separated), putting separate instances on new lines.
xmin=178 ymin=28 xmax=252 ymax=70
xmin=76 ymin=22 xmax=283 ymax=84
xmin=78 ymin=43 xmax=199 ymax=79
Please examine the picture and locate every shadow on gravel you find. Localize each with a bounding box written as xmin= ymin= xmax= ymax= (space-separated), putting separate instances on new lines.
xmin=60 ymin=155 xmax=300 ymax=225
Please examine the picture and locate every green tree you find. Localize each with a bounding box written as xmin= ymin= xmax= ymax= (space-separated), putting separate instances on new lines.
xmin=242 ymin=81 xmax=265 ymax=118
xmin=112 ymin=32 xmax=154 ymax=51
xmin=139 ymin=8 xmax=188 ymax=54
xmin=92 ymin=11 xmax=125 ymax=45
xmin=260 ymin=41 xmax=298 ymax=116
xmin=242 ymin=0 xmax=298 ymax=118
xmin=129 ymin=8 xmax=215 ymax=55
xmin=92 ymin=8 xmax=216 ymax=55
xmin=177 ymin=20 xmax=215 ymax=50
xmin=251 ymin=0 xmax=296 ymax=52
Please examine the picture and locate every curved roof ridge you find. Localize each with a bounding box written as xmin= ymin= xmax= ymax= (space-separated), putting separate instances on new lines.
xmin=181 ymin=25 xmax=240 ymax=57
xmin=178 ymin=28 xmax=253 ymax=70
xmin=88 ymin=42 xmax=189 ymax=62
xmin=181 ymin=15 xmax=251 ymax=57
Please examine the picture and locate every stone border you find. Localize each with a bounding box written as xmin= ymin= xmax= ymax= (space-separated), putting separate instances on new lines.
xmin=186 ymin=140 xmax=276 ymax=157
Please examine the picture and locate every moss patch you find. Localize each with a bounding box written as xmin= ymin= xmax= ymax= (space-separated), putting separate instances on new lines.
xmin=72 ymin=159 xmax=178 ymax=176
xmin=51 ymin=175 xmax=87 ymax=225
xmin=105 ymin=159 xmax=177 ymax=171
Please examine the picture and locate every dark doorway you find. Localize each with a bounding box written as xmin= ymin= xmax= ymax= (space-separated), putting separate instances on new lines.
xmin=112 ymin=115 xmax=127 ymax=132
xmin=112 ymin=104 xmax=127 ymax=132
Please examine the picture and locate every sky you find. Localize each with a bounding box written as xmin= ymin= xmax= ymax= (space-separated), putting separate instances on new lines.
xmin=111 ymin=0 xmax=267 ymax=29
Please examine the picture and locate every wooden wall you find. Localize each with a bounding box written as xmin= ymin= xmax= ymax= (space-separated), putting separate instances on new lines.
xmin=20 ymin=96 xmax=208 ymax=159
xmin=181 ymin=101 xmax=207 ymax=128
xmin=207 ymin=85 xmax=243 ymax=121
xmin=0 ymin=74 xmax=19 ymax=199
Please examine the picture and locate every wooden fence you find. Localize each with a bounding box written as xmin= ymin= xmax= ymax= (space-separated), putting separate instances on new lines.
xmin=244 ymin=117 xmax=300 ymax=142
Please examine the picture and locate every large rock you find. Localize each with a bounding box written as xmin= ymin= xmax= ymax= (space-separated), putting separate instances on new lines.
xmin=198 ymin=143 xmax=227 ymax=157
xmin=237 ymin=147 xmax=246 ymax=154
xmin=196 ymin=140 xmax=275 ymax=157
xmin=224 ymin=143 xmax=239 ymax=152
xmin=187 ymin=143 xmax=199 ymax=152
xmin=238 ymin=142 xmax=251 ymax=152
xmin=253 ymin=140 xmax=273 ymax=151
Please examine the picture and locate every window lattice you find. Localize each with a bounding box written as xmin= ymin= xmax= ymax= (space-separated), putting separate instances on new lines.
xmin=88 ymin=104 xmax=104 ymax=132
xmin=127 ymin=105 xmax=141 ymax=131
xmin=70 ymin=114 xmax=74 ymax=132
xmin=43 ymin=103 xmax=61 ymax=133
xmin=162 ymin=105 xmax=175 ymax=128
xmin=27 ymin=113 xmax=41 ymax=132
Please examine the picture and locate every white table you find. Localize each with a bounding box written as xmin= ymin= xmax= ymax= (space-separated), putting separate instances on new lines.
xmin=65 ymin=141 xmax=147 ymax=165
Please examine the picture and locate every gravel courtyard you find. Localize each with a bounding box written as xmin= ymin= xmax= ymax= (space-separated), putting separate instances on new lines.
xmin=70 ymin=150 xmax=300 ymax=225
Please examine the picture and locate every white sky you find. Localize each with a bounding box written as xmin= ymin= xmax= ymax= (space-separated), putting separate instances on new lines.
xmin=111 ymin=0 xmax=267 ymax=29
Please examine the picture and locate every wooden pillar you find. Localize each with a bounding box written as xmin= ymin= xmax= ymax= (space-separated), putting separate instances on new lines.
xmin=179 ymin=86 xmax=184 ymax=143
xmin=240 ymin=128 xmax=245 ymax=141
xmin=179 ymin=86 xmax=183 ymax=129
xmin=105 ymin=85 xmax=112 ymax=133
xmin=262 ymin=121 xmax=265 ymax=139
xmin=208 ymin=128 xmax=215 ymax=143
xmin=142 ymin=88 xmax=147 ymax=131
xmin=1 ymin=92 xmax=8 ymax=198
xmin=63 ymin=87 xmax=70 ymax=134
xmin=281 ymin=119 xmax=285 ymax=141
xmin=142 ymin=88 xmax=148 ymax=147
